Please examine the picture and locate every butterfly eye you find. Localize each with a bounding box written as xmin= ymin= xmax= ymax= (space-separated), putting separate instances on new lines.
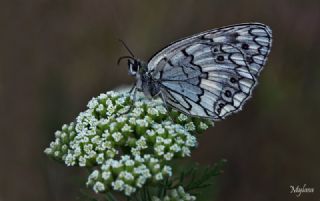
xmin=132 ymin=62 xmax=139 ymax=72
xmin=128 ymin=60 xmax=139 ymax=76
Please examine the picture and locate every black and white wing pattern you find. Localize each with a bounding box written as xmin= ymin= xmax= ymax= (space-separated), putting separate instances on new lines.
xmin=147 ymin=23 xmax=272 ymax=120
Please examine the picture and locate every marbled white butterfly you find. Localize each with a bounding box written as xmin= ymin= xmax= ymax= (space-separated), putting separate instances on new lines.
xmin=120 ymin=23 xmax=272 ymax=120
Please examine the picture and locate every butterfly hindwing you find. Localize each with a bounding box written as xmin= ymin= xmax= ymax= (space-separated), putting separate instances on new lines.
xmin=147 ymin=23 xmax=272 ymax=119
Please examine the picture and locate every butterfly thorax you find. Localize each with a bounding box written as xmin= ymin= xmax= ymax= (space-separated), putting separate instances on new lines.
xmin=136 ymin=70 xmax=160 ymax=99
xmin=127 ymin=59 xmax=161 ymax=99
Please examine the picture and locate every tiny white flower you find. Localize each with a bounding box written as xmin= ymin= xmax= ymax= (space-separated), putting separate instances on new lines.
xmin=167 ymin=129 xmax=177 ymax=136
xmin=91 ymin=136 xmax=100 ymax=144
xmin=153 ymin=164 xmax=161 ymax=171
xmin=98 ymin=93 xmax=108 ymax=100
xmin=54 ymin=130 xmax=62 ymax=138
xmin=96 ymin=104 xmax=104 ymax=112
xmin=116 ymin=97 xmax=126 ymax=105
xmin=186 ymin=136 xmax=197 ymax=147
xmin=156 ymin=105 xmax=167 ymax=114
xmin=136 ymin=136 xmax=147 ymax=149
xmin=106 ymin=149 xmax=117 ymax=158
xmin=162 ymin=166 xmax=172 ymax=176
xmin=65 ymin=153 xmax=76 ymax=166
xmin=106 ymin=91 xmax=116 ymax=97
xmin=132 ymin=108 xmax=144 ymax=117
xmin=107 ymin=105 xmax=116 ymax=115
xmin=163 ymin=138 xmax=172 ymax=145
xmin=102 ymin=130 xmax=110 ymax=138
xmin=146 ymin=129 xmax=155 ymax=137
xmin=119 ymin=171 xmax=134 ymax=182
xmin=178 ymin=114 xmax=188 ymax=121
xmin=74 ymin=147 xmax=82 ymax=157
xmin=120 ymin=155 xmax=130 ymax=161
xmin=136 ymin=175 xmax=147 ymax=187
xmin=130 ymin=148 xmax=141 ymax=157
xmin=134 ymin=101 xmax=144 ymax=107
xmin=181 ymin=146 xmax=191 ymax=157
xmin=112 ymin=179 xmax=125 ymax=191
xmin=128 ymin=117 xmax=136 ymax=125
xmin=88 ymin=170 xmax=99 ymax=180
xmin=125 ymin=159 xmax=135 ymax=167
xmin=156 ymin=136 xmax=164 ymax=143
xmin=136 ymin=119 xmax=148 ymax=128
xmin=163 ymin=152 xmax=174 ymax=161
xmin=116 ymin=116 xmax=127 ymax=123
xmin=176 ymin=137 xmax=185 ymax=145
xmin=62 ymin=124 xmax=68 ymax=131
xmin=102 ymin=171 xmax=111 ymax=181
xmin=133 ymin=155 xmax=144 ymax=162
xmin=83 ymin=144 xmax=93 ymax=153
xmin=149 ymin=156 xmax=157 ymax=163
xmin=147 ymin=107 xmax=159 ymax=116
xmin=87 ymin=98 xmax=99 ymax=109
xmin=109 ymin=122 xmax=117 ymax=132
xmin=112 ymin=132 xmax=123 ymax=142
xmin=170 ymin=144 xmax=181 ymax=153
xmin=79 ymin=156 xmax=87 ymax=167
xmin=156 ymin=127 xmax=165 ymax=135
xmin=111 ymin=160 xmax=123 ymax=169
xmin=121 ymin=124 xmax=132 ymax=132
xmin=124 ymin=184 xmax=136 ymax=196
xmin=199 ymin=122 xmax=209 ymax=130
xmin=96 ymin=153 xmax=105 ymax=164
xmin=93 ymin=181 xmax=105 ymax=193
xmin=105 ymin=98 xmax=113 ymax=107
xmin=154 ymin=145 xmax=165 ymax=156
xmin=154 ymin=172 xmax=163 ymax=181
xmin=185 ymin=122 xmax=196 ymax=131
xmin=118 ymin=105 xmax=131 ymax=114
xmin=44 ymin=148 xmax=52 ymax=155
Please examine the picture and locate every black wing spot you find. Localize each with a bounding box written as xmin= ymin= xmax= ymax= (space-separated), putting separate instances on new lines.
xmin=246 ymin=56 xmax=254 ymax=64
xmin=227 ymin=32 xmax=239 ymax=43
xmin=231 ymin=32 xmax=240 ymax=38
xmin=230 ymin=77 xmax=237 ymax=83
xmin=241 ymin=43 xmax=249 ymax=50
xmin=224 ymin=90 xmax=232 ymax=97
xmin=217 ymin=55 xmax=224 ymax=61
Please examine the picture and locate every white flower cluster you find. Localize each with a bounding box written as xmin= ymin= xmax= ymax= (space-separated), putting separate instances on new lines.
xmin=152 ymin=186 xmax=196 ymax=201
xmin=44 ymin=91 xmax=212 ymax=196
xmin=87 ymin=154 xmax=172 ymax=196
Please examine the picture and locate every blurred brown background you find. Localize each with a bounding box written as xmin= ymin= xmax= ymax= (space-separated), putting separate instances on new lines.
xmin=1 ymin=0 xmax=320 ymax=200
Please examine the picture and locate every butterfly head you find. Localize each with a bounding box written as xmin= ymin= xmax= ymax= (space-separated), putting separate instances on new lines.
xmin=127 ymin=58 xmax=141 ymax=76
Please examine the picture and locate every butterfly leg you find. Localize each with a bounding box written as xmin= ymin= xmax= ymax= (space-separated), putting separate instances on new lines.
xmin=117 ymin=85 xmax=137 ymax=116
xmin=159 ymin=91 xmax=176 ymax=121
xmin=128 ymin=84 xmax=136 ymax=94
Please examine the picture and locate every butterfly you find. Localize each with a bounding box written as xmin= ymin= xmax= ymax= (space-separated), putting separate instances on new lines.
xmin=119 ymin=23 xmax=272 ymax=120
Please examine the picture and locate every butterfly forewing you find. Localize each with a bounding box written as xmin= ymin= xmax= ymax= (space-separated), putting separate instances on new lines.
xmin=147 ymin=23 xmax=272 ymax=120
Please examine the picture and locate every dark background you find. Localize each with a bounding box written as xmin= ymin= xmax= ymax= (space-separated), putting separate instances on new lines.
xmin=1 ymin=0 xmax=320 ymax=201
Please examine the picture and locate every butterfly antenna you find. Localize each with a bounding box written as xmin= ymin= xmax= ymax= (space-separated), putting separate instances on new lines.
xmin=117 ymin=55 xmax=135 ymax=65
xmin=118 ymin=39 xmax=135 ymax=57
